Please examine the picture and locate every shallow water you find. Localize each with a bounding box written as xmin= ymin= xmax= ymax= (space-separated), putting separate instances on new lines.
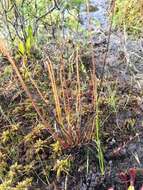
xmin=90 ymin=0 xmax=108 ymax=27
xmin=81 ymin=0 xmax=108 ymax=29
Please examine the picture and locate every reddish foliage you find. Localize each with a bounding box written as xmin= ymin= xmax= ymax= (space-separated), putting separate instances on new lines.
xmin=129 ymin=168 xmax=136 ymax=186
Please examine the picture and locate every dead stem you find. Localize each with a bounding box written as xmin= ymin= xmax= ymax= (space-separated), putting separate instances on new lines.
xmin=86 ymin=0 xmax=97 ymax=108
xmin=45 ymin=56 xmax=72 ymax=145
xmin=45 ymin=57 xmax=63 ymax=125
xmin=59 ymin=58 xmax=73 ymax=145
xmin=98 ymin=0 xmax=116 ymax=94
xmin=75 ymin=47 xmax=82 ymax=143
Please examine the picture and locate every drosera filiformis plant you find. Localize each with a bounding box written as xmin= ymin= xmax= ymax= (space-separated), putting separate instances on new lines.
xmin=0 ymin=36 xmax=106 ymax=189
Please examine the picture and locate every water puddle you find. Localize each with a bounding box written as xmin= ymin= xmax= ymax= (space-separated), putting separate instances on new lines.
xmin=81 ymin=0 xmax=108 ymax=29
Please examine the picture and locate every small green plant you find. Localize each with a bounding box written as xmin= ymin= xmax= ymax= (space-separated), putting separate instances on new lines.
xmin=18 ymin=25 xmax=34 ymax=57
xmin=34 ymin=139 xmax=48 ymax=154
xmin=125 ymin=118 xmax=136 ymax=132
xmin=53 ymin=157 xmax=71 ymax=178
xmin=0 ymin=162 xmax=32 ymax=190
xmin=107 ymin=86 xmax=117 ymax=112
xmin=51 ymin=141 xmax=62 ymax=155
xmin=94 ymin=101 xmax=105 ymax=175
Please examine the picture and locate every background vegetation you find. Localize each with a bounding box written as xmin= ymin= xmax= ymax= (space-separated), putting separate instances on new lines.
xmin=114 ymin=0 xmax=143 ymax=35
